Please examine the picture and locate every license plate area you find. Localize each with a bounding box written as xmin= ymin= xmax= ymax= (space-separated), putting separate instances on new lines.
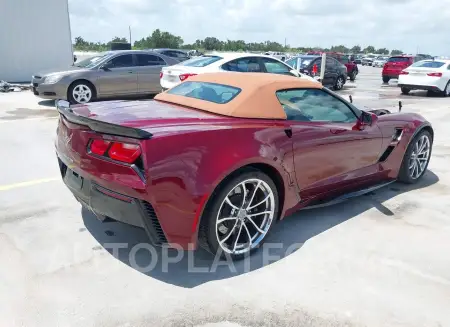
xmin=64 ymin=169 xmax=83 ymax=190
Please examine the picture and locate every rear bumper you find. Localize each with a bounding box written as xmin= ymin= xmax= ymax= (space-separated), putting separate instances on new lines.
xmin=398 ymin=84 xmax=443 ymax=92
xmin=57 ymin=155 xmax=169 ymax=246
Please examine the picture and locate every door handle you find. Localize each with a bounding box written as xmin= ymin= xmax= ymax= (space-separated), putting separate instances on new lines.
xmin=330 ymin=128 xmax=347 ymax=134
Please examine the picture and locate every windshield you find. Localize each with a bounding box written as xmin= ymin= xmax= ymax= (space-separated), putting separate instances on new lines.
xmin=74 ymin=54 xmax=109 ymax=68
xmin=286 ymin=57 xmax=313 ymax=69
xmin=180 ymin=55 xmax=222 ymax=67
xmin=411 ymin=61 xmax=445 ymax=68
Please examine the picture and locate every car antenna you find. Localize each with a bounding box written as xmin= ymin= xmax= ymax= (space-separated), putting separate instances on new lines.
xmin=399 ymin=101 xmax=402 ymax=112
xmin=349 ymin=95 xmax=353 ymax=103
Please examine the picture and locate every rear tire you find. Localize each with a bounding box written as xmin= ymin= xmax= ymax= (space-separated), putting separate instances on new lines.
xmin=442 ymin=80 xmax=450 ymax=97
xmin=382 ymin=76 xmax=390 ymax=83
xmin=397 ymin=130 xmax=432 ymax=184
xmin=349 ymin=70 xmax=357 ymax=81
xmin=401 ymin=87 xmax=410 ymax=95
xmin=334 ymin=76 xmax=345 ymax=90
xmin=198 ymin=168 xmax=279 ymax=260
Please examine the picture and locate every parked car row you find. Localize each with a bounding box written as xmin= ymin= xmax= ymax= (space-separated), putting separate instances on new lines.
xmin=32 ymin=50 xmax=354 ymax=104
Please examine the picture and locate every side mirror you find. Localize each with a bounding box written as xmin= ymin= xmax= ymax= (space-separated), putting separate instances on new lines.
xmin=100 ymin=63 xmax=111 ymax=71
xmin=355 ymin=112 xmax=377 ymax=130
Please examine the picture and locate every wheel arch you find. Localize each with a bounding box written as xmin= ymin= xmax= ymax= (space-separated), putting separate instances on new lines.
xmin=194 ymin=161 xmax=289 ymax=241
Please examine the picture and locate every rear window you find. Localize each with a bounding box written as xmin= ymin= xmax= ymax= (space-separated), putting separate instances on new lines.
xmin=167 ymin=81 xmax=241 ymax=104
xmin=286 ymin=57 xmax=313 ymax=69
xmin=411 ymin=61 xmax=445 ymax=68
xmin=388 ymin=57 xmax=411 ymax=63
xmin=180 ymin=56 xmax=222 ymax=67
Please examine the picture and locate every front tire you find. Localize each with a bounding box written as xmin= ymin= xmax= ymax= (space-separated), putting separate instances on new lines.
xmin=398 ymin=130 xmax=432 ymax=184
xmin=382 ymin=76 xmax=390 ymax=83
xmin=198 ymin=169 xmax=279 ymax=260
xmin=68 ymin=81 xmax=96 ymax=104
xmin=401 ymin=87 xmax=410 ymax=95
xmin=349 ymin=70 xmax=357 ymax=81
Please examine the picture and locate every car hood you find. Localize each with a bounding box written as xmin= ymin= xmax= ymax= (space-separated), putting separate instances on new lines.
xmin=36 ymin=66 xmax=87 ymax=77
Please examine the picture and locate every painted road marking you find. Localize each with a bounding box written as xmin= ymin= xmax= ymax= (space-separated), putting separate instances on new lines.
xmin=0 ymin=177 xmax=60 ymax=192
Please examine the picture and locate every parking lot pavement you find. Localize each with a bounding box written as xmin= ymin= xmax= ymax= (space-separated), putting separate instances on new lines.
xmin=1 ymin=67 xmax=450 ymax=327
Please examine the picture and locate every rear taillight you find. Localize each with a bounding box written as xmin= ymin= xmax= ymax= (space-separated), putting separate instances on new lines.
xmin=427 ymin=72 xmax=442 ymax=77
xmin=108 ymin=143 xmax=141 ymax=164
xmin=179 ymin=73 xmax=197 ymax=81
xmin=399 ymin=71 xmax=409 ymax=75
xmin=88 ymin=139 xmax=141 ymax=164
xmin=89 ymin=139 xmax=111 ymax=156
xmin=159 ymin=72 xmax=163 ymax=78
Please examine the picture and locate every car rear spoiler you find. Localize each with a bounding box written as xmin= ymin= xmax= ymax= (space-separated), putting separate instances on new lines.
xmin=55 ymin=100 xmax=153 ymax=139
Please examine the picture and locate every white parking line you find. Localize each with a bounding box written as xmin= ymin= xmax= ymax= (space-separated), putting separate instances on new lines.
xmin=0 ymin=177 xmax=60 ymax=191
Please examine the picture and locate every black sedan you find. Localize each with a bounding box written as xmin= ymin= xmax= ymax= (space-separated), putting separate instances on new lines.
xmin=286 ymin=55 xmax=347 ymax=90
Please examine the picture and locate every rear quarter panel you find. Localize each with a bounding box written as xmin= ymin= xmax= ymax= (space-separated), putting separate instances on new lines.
xmin=141 ymin=122 xmax=299 ymax=246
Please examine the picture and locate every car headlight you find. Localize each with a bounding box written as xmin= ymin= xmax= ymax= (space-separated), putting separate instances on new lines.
xmin=43 ymin=74 xmax=63 ymax=84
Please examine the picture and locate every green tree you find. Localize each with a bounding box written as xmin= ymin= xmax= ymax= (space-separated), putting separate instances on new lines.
xmin=376 ymin=48 xmax=389 ymax=55
xmin=350 ymin=45 xmax=361 ymax=53
xmin=330 ymin=45 xmax=349 ymax=53
xmin=363 ymin=45 xmax=376 ymax=54
xmin=134 ymin=29 xmax=183 ymax=49
xmin=391 ymin=49 xmax=403 ymax=55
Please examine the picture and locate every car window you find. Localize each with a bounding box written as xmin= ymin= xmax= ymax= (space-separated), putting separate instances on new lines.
xmin=136 ymin=54 xmax=166 ymax=66
xmin=286 ymin=57 xmax=314 ymax=69
xmin=180 ymin=55 xmax=222 ymax=67
xmin=411 ymin=61 xmax=445 ymax=68
xmin=222 ymin=57 xmax=262 ymax=72
xmin=388 ymin=57 xmax=410 ymax=63
xmin=107 ymin=54 xmax=134 ymax=68
xmin=260 ymin=58 xmax=292 ymax=75
xmin=167 ymin=81 xmax=241 ymax=104
xmin=171 ymin=51 xmax=188 ymax=59
xmin=75 ymin=54 xmax=111 ymax=68
xmin=276 ymin=88 xmax=357 ymax=123
xmin=326 ymin=58 xmax=336 ymax=68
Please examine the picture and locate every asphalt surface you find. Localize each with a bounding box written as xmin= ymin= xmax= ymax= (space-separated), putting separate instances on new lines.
xmin=1 ymin=66 xmax=449 ymax=327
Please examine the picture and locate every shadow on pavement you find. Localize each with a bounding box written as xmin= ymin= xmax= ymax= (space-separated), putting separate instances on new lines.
xmin=38 ymin=99 xmax=56 ymax=107
xmin=82 ymin=170 xmax=439 ymax=288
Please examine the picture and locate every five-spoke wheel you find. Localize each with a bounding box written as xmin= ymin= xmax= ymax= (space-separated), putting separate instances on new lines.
xmin=199 ymin=169 xmax=279 ymax=260
xmin=398 ymin=130 xmax=433 ymax=183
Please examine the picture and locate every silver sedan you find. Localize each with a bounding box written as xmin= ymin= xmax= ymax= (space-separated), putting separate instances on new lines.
xmin=31 ymin=50 xmax=179 ymax=104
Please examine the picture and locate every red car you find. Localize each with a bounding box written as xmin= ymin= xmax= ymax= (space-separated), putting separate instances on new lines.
xmin=382 ymin=55 xmax=417 ymax=83
xmin=55 ymin=73 xmax=434 ymax=259
xmin=307 ymin=51 xmax=359 ymax=81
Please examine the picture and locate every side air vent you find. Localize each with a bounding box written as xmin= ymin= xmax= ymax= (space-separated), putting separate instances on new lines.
xmin=140 ymin=201 xmax=168 ymax=245
xmin=379 ymin=145 xmax=395 ymax=162
xmin=392 ymin=128 xmax=404 ymax=142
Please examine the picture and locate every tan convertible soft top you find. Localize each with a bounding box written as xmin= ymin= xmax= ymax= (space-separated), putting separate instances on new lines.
xmin=154 ymin=72 xmax=322 ymax=120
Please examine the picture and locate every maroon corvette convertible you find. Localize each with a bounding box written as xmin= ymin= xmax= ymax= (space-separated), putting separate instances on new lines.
xmin=55 ymin=73 xmax=433 ymax=259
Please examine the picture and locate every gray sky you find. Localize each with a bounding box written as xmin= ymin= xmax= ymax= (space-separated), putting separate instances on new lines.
xmin=68 ymin=0 xmax=450 ymax=55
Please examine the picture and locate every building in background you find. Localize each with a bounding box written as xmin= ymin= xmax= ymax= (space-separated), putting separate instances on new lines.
xmin=0 ymin=0 xmax=73 ymax=82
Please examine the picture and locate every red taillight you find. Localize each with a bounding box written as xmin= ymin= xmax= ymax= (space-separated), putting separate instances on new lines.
xmin=108 ymin=142 xmax=141 ymax=164
xmin=159 ymin=71 xmax=163 ymax=78
xmin=399 ymin=71 xmax=409 ymax=75
xmin=89 ymin=139 xmax=111 ymax=155
xmin=427 ymin=72 xmax=442 ymax=77
xmin=179 ymin=73 xmax=197 ymax=81
xmin=88 ymin=139 xmax=141 ymax=164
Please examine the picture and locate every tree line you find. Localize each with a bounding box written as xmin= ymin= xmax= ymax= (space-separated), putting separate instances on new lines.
xmin=73 ymin=29 xmax=404 ymax=55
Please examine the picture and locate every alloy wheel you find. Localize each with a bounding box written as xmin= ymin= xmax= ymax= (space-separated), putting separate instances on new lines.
xmin=215 ymin=179 xmax=276 ymax=255
xmin=73 ymin=84 xmax=92 ymax=103
xmin=409 ymin=134 xmax=431 ymax=179
xmin=336 ymin=77 xmax=344 ymax=90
